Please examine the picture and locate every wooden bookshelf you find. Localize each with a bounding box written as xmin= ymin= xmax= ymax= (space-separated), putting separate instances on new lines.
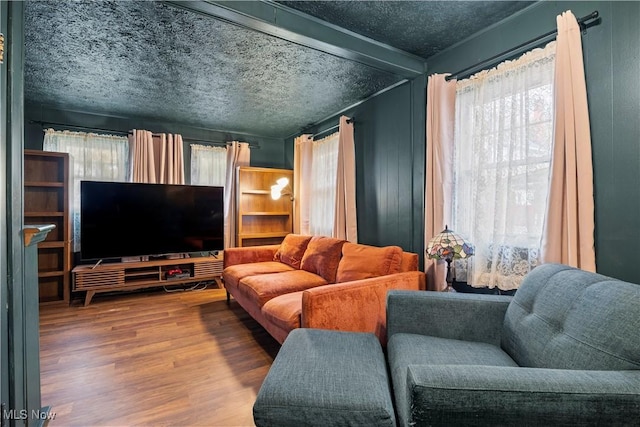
xmin=24 ymin=150 xmax=72 ymax=303
xmin=236 ymin=166 xmax=293 ymax=247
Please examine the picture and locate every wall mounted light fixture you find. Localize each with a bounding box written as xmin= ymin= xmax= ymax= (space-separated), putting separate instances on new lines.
xmin=271 ymin=177 xmax=294 ymax=201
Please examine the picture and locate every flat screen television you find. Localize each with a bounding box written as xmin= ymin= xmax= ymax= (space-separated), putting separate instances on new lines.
xmin=80 ymin=181 xmax=224 ymax=262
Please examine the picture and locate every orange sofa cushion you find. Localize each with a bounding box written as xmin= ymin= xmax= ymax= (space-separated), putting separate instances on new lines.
xmin=261 ymin=291 xmax=303 ymax=332
xmin=223 ymin=261 xmax=295 ymax=289
xmin=336 ymin=243 xmax=403 ymax=283
xmin=238 ymin=270 xmax=328 ymax=307
xmin=300 ymin=236 xmax=346 ymax=284
xmin=273 ymin=234 xmax=313 ymax=269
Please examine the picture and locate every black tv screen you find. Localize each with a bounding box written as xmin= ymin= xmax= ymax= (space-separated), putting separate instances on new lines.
xmin=80 ymin=181 xmax=224 ymax=261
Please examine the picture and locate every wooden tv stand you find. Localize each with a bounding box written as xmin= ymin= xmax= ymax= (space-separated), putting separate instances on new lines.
xmin=72 ymin=254 xmax=223 ymax=306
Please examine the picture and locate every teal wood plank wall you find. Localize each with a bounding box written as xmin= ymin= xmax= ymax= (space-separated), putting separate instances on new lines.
xmin=427 ymin=1 xmax=640 ymax=283
xmin=294 ymin=75 xmax=427 ymax=260
xmin=297 ymin=1 xmax=640 ymax=281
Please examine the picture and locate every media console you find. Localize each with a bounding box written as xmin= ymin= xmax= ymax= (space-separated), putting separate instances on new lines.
xmin=72 ymin=254 xmax=223 ymax=306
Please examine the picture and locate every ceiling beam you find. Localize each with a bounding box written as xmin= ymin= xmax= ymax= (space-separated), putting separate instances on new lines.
xmin=164 ymin=0 xmax=426 ymax=78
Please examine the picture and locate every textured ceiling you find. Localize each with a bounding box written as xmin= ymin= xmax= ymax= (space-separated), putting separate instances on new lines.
xmin=279 ymin=1 xmax=535 ymax=59
xmin=24 ymin=0 xmax=535 ymax=139
xmin=24 ymin=1 xmax=399 ymax=138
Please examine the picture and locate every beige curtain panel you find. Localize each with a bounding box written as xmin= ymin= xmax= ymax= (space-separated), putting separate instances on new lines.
xmin=129 ymin=129 xmax=155 ymax=183
xmin=293 ymin=134 xmax=313 ymax=235
xmin=333 ymin=115 xmax=358 ymax=242
xmin=541 ymin=10 xmax=596 ymax=271
xmin=129 ymin=129 xmax=185 ymax=184
xmin=159 ymin=133 xmax=185 ymax=185
xmin=223 ymin=141 xmax=250 ymax=249
xmin=424 ymin=74 xmax=457 ymax=291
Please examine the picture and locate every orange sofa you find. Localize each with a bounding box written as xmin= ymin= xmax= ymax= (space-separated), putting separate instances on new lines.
xmin=222 ymin=234 xmax=425 ymax=344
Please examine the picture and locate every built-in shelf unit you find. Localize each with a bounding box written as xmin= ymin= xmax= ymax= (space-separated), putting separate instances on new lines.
xmin=236 ymin=166 xmax=293 ymax=247
xmin=24 ymin=149 xmax=72 ymax=303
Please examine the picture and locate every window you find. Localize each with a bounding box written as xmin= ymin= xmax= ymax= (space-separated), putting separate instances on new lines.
xmin=190 ymin=144 xmax=226 ymax=186
xmin=452 ymin=42 xmax=556 ymax=290
xmin=309 ymin=133 xmax=339 ymax=236
xmin=43 ymin=129 xmax=129 ymax=252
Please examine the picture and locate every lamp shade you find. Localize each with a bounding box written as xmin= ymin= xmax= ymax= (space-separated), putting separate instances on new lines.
xmin=426 ymin=225 xmax=474 ymax=261
xmin=271 ymin=185 xmax=282 ymax=200
xmin=271 ymin=177 xmax=293 ymax=201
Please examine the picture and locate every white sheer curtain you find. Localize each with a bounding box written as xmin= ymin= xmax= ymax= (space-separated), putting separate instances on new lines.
xmin=190 ymin=144 xmax=226 ymax=186
xmin=452 ymin=41 xmax=556 ymax=290
xmin=309 ymin=132 xmax=339 ymax=236
xmin=43 ymin=129 xmax=129 ymax=251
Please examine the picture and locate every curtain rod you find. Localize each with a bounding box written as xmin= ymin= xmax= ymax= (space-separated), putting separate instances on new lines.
xmin=127 ymin=130 xmax=260 ymax=149
xmin=311 ymin=118 xmax=353 ymax=139
xmin=32 ymin=121 xmax=129 ymax=136
xmin=445 ymin=11 xmax=600 ymax=81
xmin=30 ymin=121 xmax=259 ymax=149
xmin=185 ymin=139 xmax=260 ymax=149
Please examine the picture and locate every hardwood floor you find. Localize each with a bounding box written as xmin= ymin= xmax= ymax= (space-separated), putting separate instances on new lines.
xmin=39 ymin=284 xmax=280 ymax=426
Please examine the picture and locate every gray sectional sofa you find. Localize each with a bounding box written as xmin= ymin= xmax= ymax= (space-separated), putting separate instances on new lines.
xmin=254 ymin=263 xmax=640 ymax=426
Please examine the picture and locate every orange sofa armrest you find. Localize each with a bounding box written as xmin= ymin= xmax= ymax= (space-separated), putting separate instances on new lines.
xmin=223 ymin=245 xmax=281 ymax=268
xmin=301 ymin=271 xmax=425 ymax=345
xmin=400 ymin=252 xmax=419 ymax=272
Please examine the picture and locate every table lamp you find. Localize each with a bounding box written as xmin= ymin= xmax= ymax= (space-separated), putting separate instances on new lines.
xmin=426 ymin=225 xmax=474 ymax=292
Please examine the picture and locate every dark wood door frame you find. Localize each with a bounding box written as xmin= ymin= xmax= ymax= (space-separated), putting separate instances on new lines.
xmin=1 ymin=2 xmax=50 ymax=426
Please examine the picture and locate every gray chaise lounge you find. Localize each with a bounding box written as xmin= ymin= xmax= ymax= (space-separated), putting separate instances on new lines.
xmin=254 ymin=263 xmax=640 ymax=426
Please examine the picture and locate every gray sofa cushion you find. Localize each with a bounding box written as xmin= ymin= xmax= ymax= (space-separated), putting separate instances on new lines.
xmin=254 ymin=328 xmax=396 ymax=427
xmin=387 ymin=333 xmax=518 ymax=427
xmin=502 ymin=263 xmax=640 ymax=370
xmin=387 ymin=290 xmax=512 ymax=347
xmin=407 ymin=365 xmax=640 ymax=426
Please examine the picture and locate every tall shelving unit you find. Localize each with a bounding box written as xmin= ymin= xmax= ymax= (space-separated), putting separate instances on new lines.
xmin=23 ymin=150 xmax=72 ymax=303
xmin=236 ymin=166 xmax=293 ymax=247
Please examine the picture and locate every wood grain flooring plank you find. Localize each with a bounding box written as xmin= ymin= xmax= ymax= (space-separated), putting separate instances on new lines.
xmin=39 ymin=288 xmax=280 ymax=426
